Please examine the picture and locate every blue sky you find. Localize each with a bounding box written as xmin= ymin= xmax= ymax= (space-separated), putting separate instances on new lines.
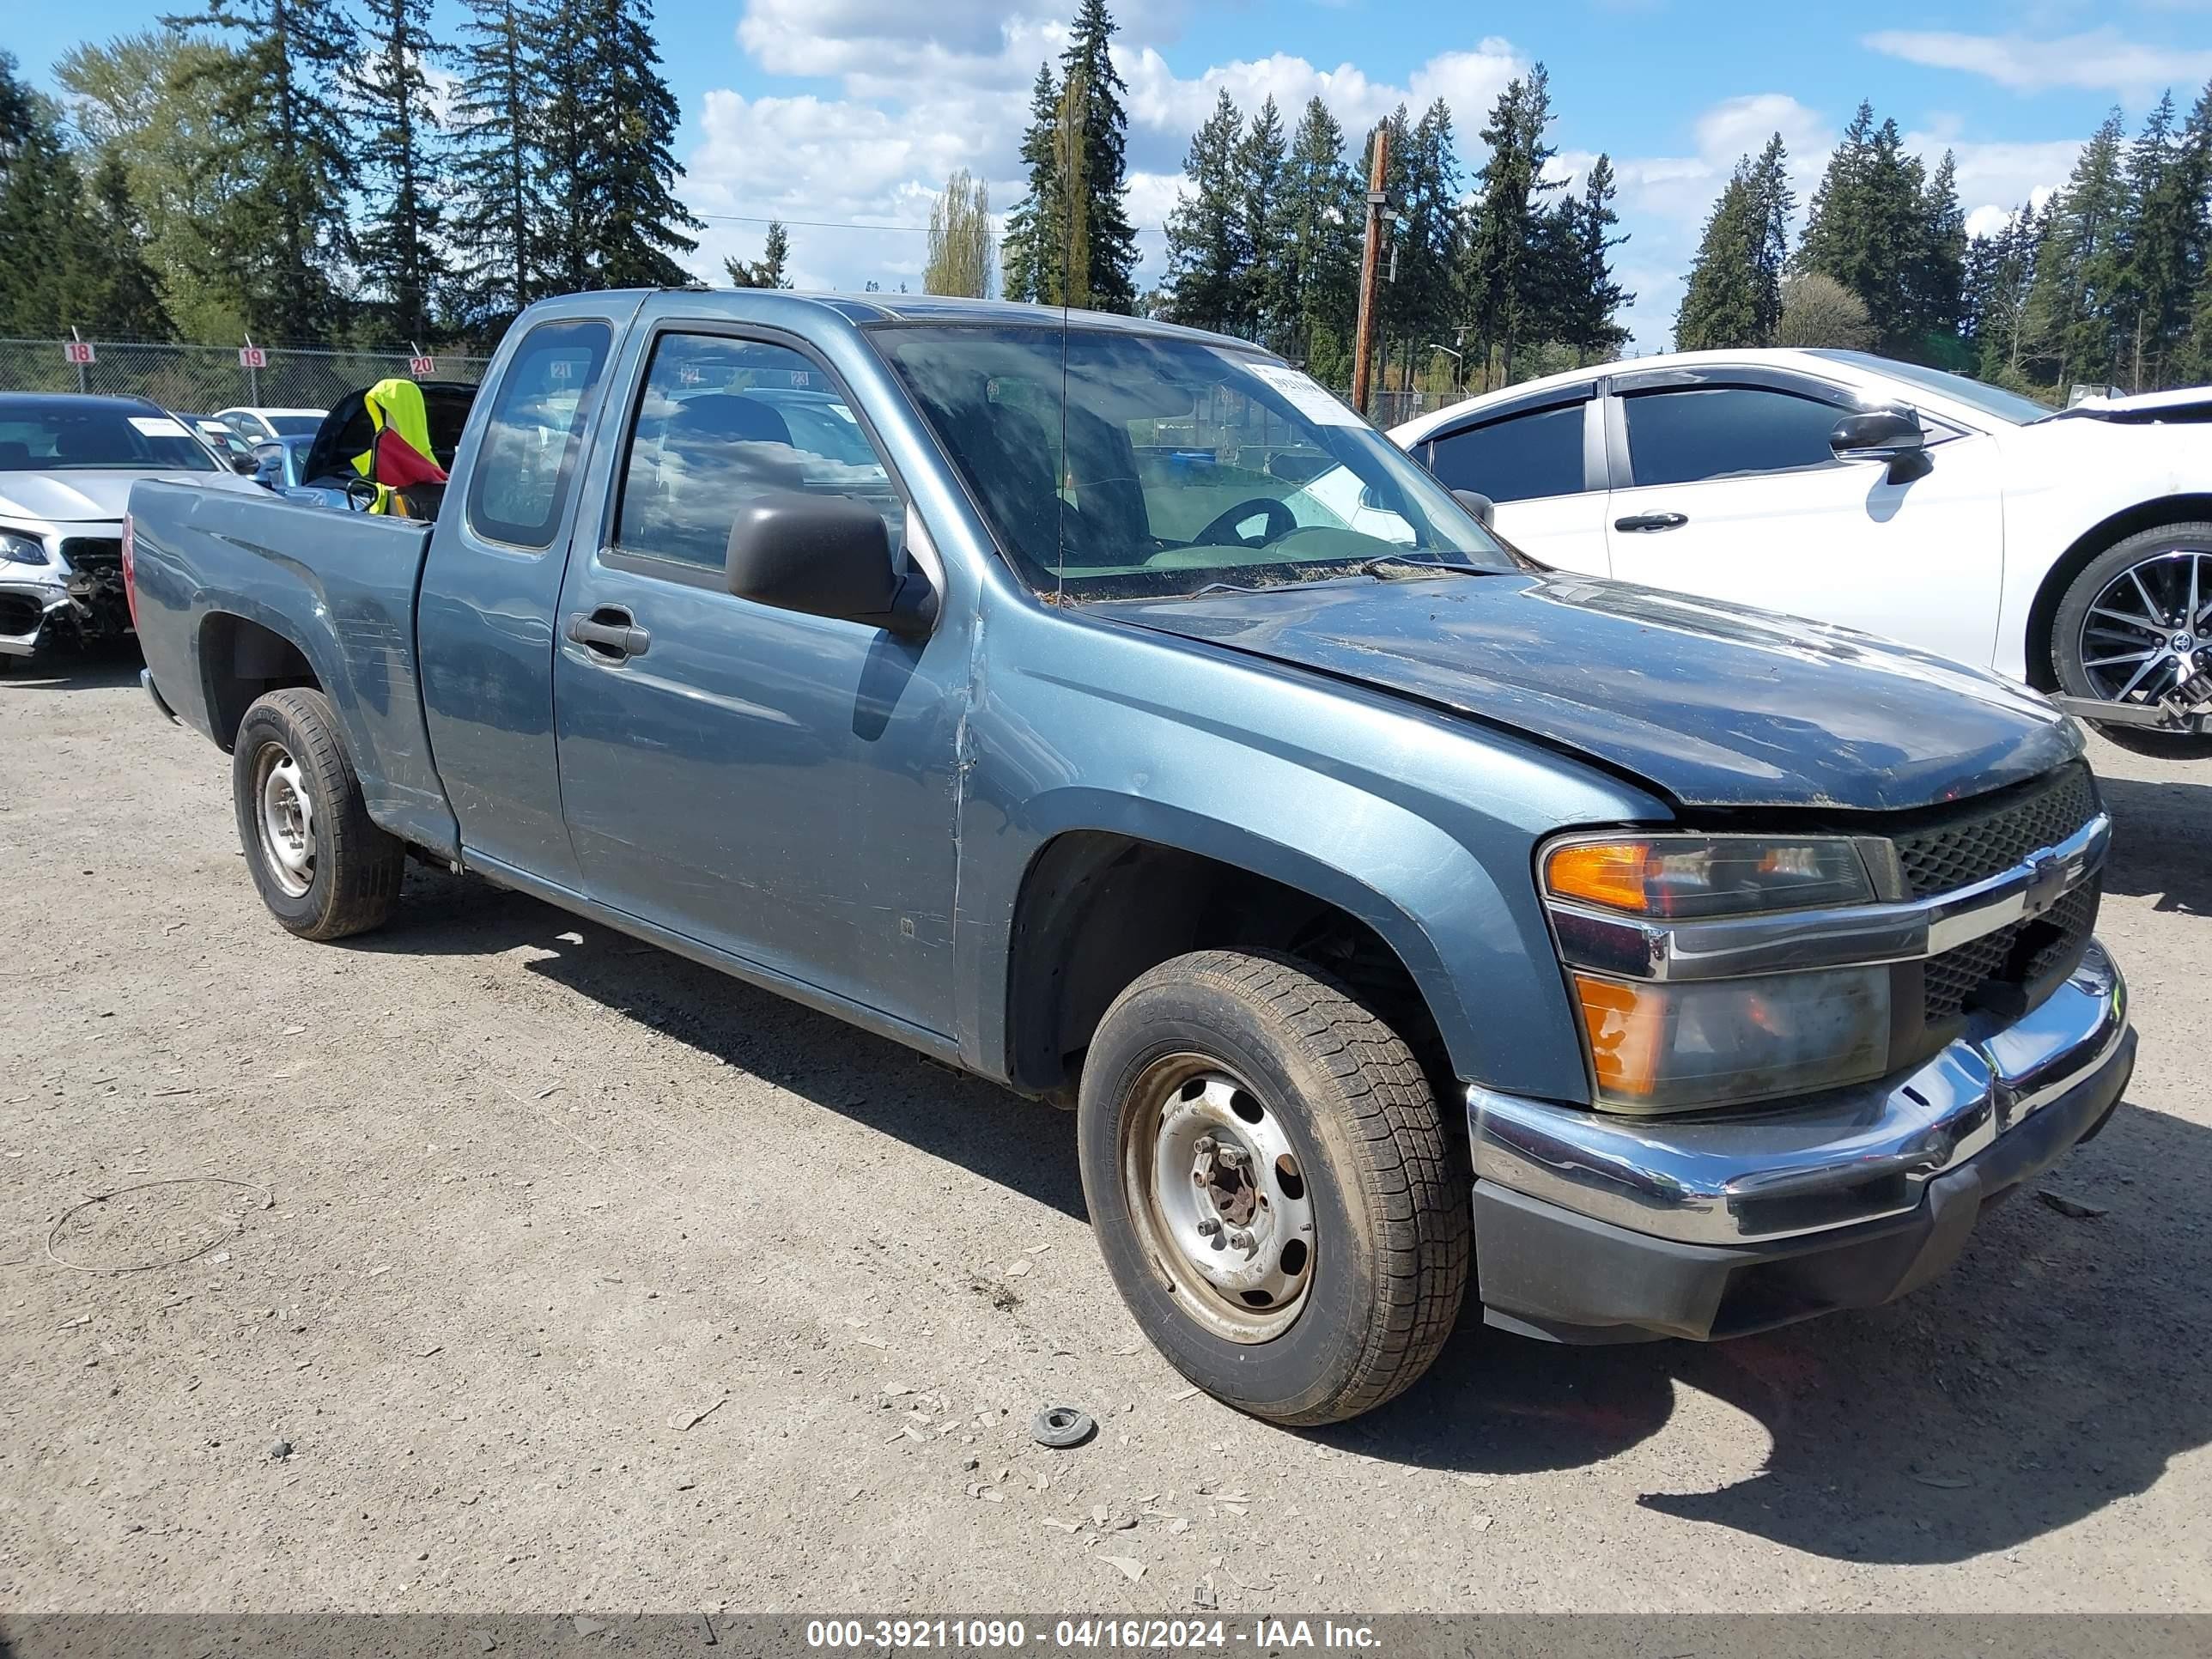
xmin=16 ymin=0 xmax=2212 ymax=347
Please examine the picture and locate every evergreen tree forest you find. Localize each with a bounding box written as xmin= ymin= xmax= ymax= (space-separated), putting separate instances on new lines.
xmin=1150 ymin=63 xmax=1632 ymax=396
xmin=1676 ymin=87 xmax=2212 ymax=397
xmin=1 ymin=0 xmax=701 ymax=348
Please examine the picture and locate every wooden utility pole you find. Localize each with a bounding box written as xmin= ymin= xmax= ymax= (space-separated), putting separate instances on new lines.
xmin=1351 ymin=124 xmax=1389 ymax=418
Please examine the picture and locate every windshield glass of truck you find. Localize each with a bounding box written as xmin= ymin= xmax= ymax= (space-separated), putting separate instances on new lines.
xmin=0 ymin=400 xmax=218 ymax=472
xmin=876 ymin=325 xmax=1513 ymax=599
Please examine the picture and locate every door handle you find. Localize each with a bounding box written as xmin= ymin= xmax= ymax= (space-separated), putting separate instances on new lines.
xmin=565 ymin=609 xmax=652 ymax=659
xmin=1613 ymin=512 xmax=1689 ymax=533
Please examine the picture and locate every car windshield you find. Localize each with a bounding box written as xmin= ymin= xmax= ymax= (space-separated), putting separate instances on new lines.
xmin=875 ymin=325 xmax=1515 ymax=600
xmin=1809 ymin=351 xmax=2057 ymax=424
xmin=0 ymin=401 xmax=219 ymax=472
xmin=267 ymin=415 xmax=324 ymax=437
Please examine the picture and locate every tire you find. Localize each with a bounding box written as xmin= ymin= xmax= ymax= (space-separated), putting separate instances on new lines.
xmin=231 ymin=687 xmax=404 ymax=939
xmin=2051 ymin=522 xmax=2212 ymax=759
xmin=1077 ymin=949 xmax=1469 ymax=1425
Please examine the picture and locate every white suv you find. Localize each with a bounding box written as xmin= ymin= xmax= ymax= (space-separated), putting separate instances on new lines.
xmin=1393 ymin=350 xmax=2212 ymax=752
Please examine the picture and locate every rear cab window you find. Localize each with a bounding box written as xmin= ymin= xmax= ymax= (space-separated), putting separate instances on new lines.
xmin=465 ymin=320 xmax=613 ymax=550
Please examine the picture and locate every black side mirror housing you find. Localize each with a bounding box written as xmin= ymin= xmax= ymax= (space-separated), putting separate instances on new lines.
xmin=724 ymin=490 xmax=936 ymax=636
xmin=1451 ymin=488 xmax=1497 ymax=529
xmin=1830 ymin=405 xmax=1931 ymax=483
xmin=230 ymin=453 xmax=262 ymax=475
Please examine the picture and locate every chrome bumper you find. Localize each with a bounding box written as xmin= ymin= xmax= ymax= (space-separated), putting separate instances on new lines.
xmin=1470 ymin=940 xmax=2129 ymax=1248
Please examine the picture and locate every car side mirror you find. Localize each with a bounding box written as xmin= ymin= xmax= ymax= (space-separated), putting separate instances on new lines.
xmin=1831 ymin=406 xmax=1930 ymax=483
xmin=230 ymin=453 xmax=262 ymax=475
xmin=724 ymin=490 xmax=937 ymax=637
xmin=1451 ymin=488 xmax=1496 ymax=529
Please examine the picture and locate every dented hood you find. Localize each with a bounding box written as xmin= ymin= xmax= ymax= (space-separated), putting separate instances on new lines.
xmin=1092 ymin=572 xmax=2081 ymax=811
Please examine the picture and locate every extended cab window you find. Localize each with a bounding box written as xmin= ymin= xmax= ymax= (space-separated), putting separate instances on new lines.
xmin=1622 ymin=386 xmax=1842 ymax=487
xmin=1426 ymin=404 xmax=1585 ymax=503
xmin=466 ymin=319 xmax=611 ymax=549
xmin=613 ymin=333 xmax=903 ymax=574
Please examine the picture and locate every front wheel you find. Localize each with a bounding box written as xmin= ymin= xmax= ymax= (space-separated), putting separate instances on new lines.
xmin=2051 ymin=524 xmax=2212 ymax=758
xmin=231 ymin=687 xmax=404 ymax=939
xmin=1078 ymin=950 xmax=1469 ymax=1425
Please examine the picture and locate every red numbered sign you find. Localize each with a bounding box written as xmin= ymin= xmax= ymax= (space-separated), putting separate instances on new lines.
xmin=409 ymin=356 xmax=436 ymax=376
xmin=64 ymin=341 xmax=96 ymax=366
xmin=238 ymin=345 xmax=268 ymax=369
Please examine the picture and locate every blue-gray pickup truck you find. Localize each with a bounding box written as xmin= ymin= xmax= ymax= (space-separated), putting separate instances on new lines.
xmin=126 ymin=290 xmax=2135 ymax=1425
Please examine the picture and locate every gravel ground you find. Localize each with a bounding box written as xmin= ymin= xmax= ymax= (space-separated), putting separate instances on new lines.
xmin=2 ymin=649 xmax=2208 ymax=1615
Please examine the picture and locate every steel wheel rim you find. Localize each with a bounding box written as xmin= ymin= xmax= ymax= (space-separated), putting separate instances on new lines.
xmin=1120 ymin=1054 xmax=1316 ymax=1344
xmin=2077 ymin=546 xmax=2212 ymax=707
xmin=254 ymin=741 xmax=315 ymax=898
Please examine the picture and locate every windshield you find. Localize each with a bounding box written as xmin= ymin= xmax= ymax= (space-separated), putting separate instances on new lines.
xmin=875 ymin=325 xmax=1515 ymax=599
xmin=1809 ymin=351 xmax=2057 ymax=424
xmin=0 ymin=401 xmax=218 ymax=472
xmin=266 ymin=415 xmax=324 ymax=438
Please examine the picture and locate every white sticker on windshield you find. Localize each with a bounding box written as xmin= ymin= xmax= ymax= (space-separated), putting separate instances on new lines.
xmin=128 ymin=416 xmax=192 ymax=439
xmin=1243 ymin=362 xmax=1364 ymax=428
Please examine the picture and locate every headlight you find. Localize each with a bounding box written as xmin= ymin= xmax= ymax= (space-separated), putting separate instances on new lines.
xmin=0 ymin=532 xmax=48 ymax=566
xmin=1569 ymin=965 xmax=1891 ymax=1111
xmin=1545 ymin=835 xmax=1874 ymax=918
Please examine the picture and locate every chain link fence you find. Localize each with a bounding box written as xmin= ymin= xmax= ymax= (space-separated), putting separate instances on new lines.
xmin=0 ymin=338 xmax=493 ymax=415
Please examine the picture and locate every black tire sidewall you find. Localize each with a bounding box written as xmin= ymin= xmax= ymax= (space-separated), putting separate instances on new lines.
xmin=2052 ymin=525 xmax=2212 ymax=757
xmin=1078 ymin=977 xmax=1401 ymax=1424
xmin=232 ymin=694 xmax=347 ymax=934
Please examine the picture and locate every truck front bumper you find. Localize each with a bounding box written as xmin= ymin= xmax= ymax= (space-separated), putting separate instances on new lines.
xmin=1467 ymin=940 xmax=2133 ymax=1343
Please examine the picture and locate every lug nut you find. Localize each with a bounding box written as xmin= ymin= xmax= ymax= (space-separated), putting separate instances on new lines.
xmin=1214 ymin=1146 xmax=1245 ymax=1170
xmin=1228 ymin=1229 xmax=1255 ymax=1251
xmin=1194 ymin=1135 xmax=1217 ymax=1157
xmin=1195 ymin=1218 xmax=1222 ymax=1237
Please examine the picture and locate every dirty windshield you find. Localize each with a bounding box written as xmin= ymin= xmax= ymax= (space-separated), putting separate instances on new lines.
xmin=874 ymin=325 xmax=1513 ymax=600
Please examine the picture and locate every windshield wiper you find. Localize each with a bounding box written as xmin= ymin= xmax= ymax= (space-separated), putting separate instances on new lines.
xmin=1355 ymin=552 xmax=1492 ymax=580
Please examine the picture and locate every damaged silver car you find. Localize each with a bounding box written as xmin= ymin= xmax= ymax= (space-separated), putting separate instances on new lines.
xmin=1 ymin=393 xmax=265 ymax=670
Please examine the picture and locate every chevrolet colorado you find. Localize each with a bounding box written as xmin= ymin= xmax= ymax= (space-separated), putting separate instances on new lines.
xmin=126 ymin=290 xmax=2135 ymax=1424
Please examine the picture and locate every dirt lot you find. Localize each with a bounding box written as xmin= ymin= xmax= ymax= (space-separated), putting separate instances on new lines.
xmin=3 ymin=649 xmax=2209 ymax=1615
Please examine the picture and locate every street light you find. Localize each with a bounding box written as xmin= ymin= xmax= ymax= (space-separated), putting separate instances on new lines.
xmin=1427 ymin=342 xmax=1464 ymax=396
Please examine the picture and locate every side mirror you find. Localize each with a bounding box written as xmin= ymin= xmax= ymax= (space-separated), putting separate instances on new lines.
xmin=1830 ymin=406 xmax=1930 ymax=483
xmin=230 ymin=453 xmax=262 ymax=475
xmin=725 ymin=490 xmax=937 ymax=636
xmin=1451 ymin=488 xmax=1497 ymax=529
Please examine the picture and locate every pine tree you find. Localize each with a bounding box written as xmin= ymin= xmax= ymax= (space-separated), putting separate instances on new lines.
xmin=1240 ymin=95 xmax=1291 ymax=349
xmin=532 ymin=0 xmax=594 ymax=295
xmin=449 ymin=0 xmax=549 ymax=332
xmin=1799 ymin=102 xmax=1932 ymax=356
xmin=1162 ymin=90 xmax=1249 ymax=333
xmin=1674 ymin=161 xmax=1767 ymax=350
xmin=351 ymin=0 xmax=446 ymax=343
xmin=725 ymin=220 xmax=790 ymax=288
xmin=1745 ymin=134 xmax=1796 ymax=343
xmin=164 ymin=0 xmax=360 ymax=340
xmin=76 ymin=150 xmax=175 ymax=337
xmin=0 ymin=56 xmax=93 ymax=336
xmin=1281 ymin=97 xmax=1358 ymax=380
xmin=1911 ymin=149 xmax=1967 ymax=362
xmin=2178 ymin=82 xmax=2212 ymax=383
xmin=582 ymin=0 xmax=700 ymax=288
xmin=1056 ymin=0 xmax=1138 ymax=311
xmin=1461 ymin=64 xmax=1560 ymax=386
xmin=1000 ymin=63 xmax=1061 ymax=304
xmin=1556 ymin=154 xmax=1632 ymax=363
xmin=1395 ymin=97 xmax=1464 ymax=380
xmin=2027 ymin=108 xmax=2131 ymax=391
xmin=2115 ymin=92 xmax=2196 ymax=392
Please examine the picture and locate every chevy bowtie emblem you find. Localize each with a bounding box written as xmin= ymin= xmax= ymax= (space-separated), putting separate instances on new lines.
xmin=2021 ymin=849 xmax=2068 ymax=918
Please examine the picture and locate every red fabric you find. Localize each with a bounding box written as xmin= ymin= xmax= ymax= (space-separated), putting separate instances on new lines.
xmin=374 ymin=427 xmax=447 ymax=488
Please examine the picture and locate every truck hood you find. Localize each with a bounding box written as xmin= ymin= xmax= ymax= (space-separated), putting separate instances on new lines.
xmin=0 ymin=469 xmax=259 ymax=525
xmin=2045 ymin=384 xmax=2212 ymax=424
xmin=1092 ymin=572 xmax=2081 ymax=811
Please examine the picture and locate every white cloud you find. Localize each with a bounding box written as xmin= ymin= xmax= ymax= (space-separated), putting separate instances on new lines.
xmin=1863 ymin=28 xmax=2212 ymax=95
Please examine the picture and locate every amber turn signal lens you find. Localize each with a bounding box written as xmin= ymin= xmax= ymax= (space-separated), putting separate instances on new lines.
xmin=1547 ymin=841 xmax=1655 ymax=914
xmin=1571 ymin=972 xmax=1662 ymax=1099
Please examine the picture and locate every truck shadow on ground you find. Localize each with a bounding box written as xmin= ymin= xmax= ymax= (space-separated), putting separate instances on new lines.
xmin=356 ymin=866 xmax=2212 ymax=1569
xmin=0 ymin=639 xmax=143 ymax=691
xmin=2094 ymin=772 xmax=2212 ymax=915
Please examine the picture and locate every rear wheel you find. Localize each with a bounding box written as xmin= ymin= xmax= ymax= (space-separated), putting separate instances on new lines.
xmin=1078 ymin=950 xmax=1468 ymax=1425
xmin=2052 ymin=525 xmax=2212 ymax=758
xmin=231 ymin=687 xmax=404 ymax=939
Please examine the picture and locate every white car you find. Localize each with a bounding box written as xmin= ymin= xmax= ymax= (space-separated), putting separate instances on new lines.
xmin=1392 ymin=349 xmax=2212 ymax=751
xmin=215 ymin=405 xmax=328 ymax=442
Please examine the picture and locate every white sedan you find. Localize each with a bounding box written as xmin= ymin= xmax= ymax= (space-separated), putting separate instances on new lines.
xmin=1392 ymin=349 xmax=2212 ymax=751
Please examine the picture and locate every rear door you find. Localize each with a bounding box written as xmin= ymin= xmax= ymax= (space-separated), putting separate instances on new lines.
xmin=1414 ymin=386 xmax=1610 ymax=574
xmin=1601 ymin=367 xmax=2006 ymax=666
xmin=550 ymin=319 xmax=965 ymax=1037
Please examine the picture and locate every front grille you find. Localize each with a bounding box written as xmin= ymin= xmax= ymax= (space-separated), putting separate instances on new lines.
xmin=1922 ymin=877 xmax=2101 ymax=1026
xmin=59 ymin=537 xmax=122 ymax=576
xmin=1891 ymin=763 xmax=2099 ymax=899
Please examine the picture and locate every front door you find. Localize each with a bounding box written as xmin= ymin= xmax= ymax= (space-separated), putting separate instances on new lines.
xmin=1601 ymin=376 xmax=2005 ymax=669
xmin=551 ymin=325 xmax=964 ymax=1036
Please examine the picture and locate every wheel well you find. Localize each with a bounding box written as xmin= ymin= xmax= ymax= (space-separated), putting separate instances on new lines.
xmin=2023 ymin=494 xmax=2212 ymax=690
xmin=201 ymin=613 xmax=320 ymax=750
xmin=1005 ymin=832 xmax=1449 ymax=1102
